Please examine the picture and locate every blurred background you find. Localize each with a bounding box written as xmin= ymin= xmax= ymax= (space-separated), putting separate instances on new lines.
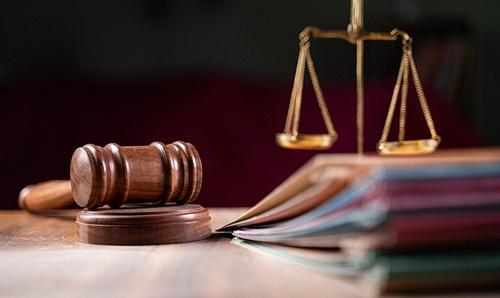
xmin=1 ymin=0 xmax=498 ymax=209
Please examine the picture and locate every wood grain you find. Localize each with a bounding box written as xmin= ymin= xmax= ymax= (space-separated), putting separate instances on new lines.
xmin=18 ymin=180 xmax=73 ymax=213
xmin=0 ymin=208 xmax=370 ymax=297
xmin=0 ymin=208 xmax=484 ymax=297
xmin=69 ymin=141 xmax=202 ymax=209
xmin=75 ymin=204 xmax=212 ymax=245
xmin=17 ymin=141 xmax=203 ymax=212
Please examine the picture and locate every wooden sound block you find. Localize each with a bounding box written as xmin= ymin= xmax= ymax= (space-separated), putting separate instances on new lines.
xmin=75 ymin=204 xmax=212 ymax=245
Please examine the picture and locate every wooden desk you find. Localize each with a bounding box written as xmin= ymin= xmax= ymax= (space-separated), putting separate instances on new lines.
xmin=1 ymin=208 xmax=497 ymax=298
xmin=0 ymin=208 xmax=368 ymax=298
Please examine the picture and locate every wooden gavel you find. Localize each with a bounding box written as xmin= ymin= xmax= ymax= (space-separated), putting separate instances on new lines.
xmin=18 ymin=141 xmax=202 ymax=213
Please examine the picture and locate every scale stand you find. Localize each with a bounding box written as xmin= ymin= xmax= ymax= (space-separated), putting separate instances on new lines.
xmin=276 ymin=0 xmax=440 ymax=155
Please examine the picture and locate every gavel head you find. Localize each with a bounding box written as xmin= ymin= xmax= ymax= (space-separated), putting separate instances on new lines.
xmin=70 ymin=141 xmax=202 ymax=209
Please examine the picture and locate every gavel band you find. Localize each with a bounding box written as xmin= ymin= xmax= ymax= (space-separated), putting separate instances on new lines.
xmin=70 ymin=141 xmax=202 ymax=209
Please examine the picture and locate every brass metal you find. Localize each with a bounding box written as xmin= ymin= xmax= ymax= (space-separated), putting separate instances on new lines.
xmin=276 ymin=31 xmax=338 ymax=150
xmin=277 ymin=0 xmax=440 ymax=155
xmin=377 ymin=138 xmax=441 ymax=155
xmin=276 ymin=133 xmax=337 ymax=150
xmin=377 ymin=35 xmax=440 ymax=155
xmin=356 ymin=40 xmax=364 ymax=155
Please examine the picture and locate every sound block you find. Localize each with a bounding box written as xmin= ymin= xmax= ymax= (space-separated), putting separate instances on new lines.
xmin=75 ymin=204 xmax=212 ymax=245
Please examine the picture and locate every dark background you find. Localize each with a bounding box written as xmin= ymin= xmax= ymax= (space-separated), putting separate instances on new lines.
xmin=1 ymin=0 xmax=498 ymax=209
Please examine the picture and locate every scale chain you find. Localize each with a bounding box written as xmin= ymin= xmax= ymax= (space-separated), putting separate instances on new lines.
xmin=305 ymin=45 xmax=336 ymax=137
xmin=379 ymin=48 xmax=406 ymax=144
xmin=408 ymin=49 xmax=439 ymax=139
xmin=398 ymin=49 xmax=409 ymax=142
xmin=284 ymin=37 xmax=336 ymax=139
xmin=379 ymin=38 xmax=439 ymax=144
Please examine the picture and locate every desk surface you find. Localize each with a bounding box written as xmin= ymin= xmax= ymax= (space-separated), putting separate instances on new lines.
xmin=1 ymin=208 xmax=367 ymax=298
xmin=0 ymin=208 xmax=496 ymax=298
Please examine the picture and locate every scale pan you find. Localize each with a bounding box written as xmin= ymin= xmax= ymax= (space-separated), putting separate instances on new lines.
xmin=276 ymin=133 xmax=337 ymax=150
xmin=377 ymin=138 xmax=439 ymax=155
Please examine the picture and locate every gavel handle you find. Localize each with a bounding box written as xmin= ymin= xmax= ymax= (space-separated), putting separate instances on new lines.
xmin=18 ymin=180 xmax=74 ymax=213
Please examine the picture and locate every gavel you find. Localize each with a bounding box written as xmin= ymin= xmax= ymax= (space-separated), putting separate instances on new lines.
xmin=19 ymin=141 xmax=202 ymax=213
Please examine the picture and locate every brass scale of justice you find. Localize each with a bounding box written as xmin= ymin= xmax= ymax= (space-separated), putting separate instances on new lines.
xmin=19 ymin=0 xmax=441 ymax=246
xmin=276 ymin=0 xmax=441 ymax=155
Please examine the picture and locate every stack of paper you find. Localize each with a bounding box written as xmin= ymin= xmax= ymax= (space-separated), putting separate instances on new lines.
xmin=220 ymin=148 xmax=500 ymax=293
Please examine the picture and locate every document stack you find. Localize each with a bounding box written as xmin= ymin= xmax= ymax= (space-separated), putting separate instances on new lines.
xmin=220 ymin=148 xmax=500 ymax=294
